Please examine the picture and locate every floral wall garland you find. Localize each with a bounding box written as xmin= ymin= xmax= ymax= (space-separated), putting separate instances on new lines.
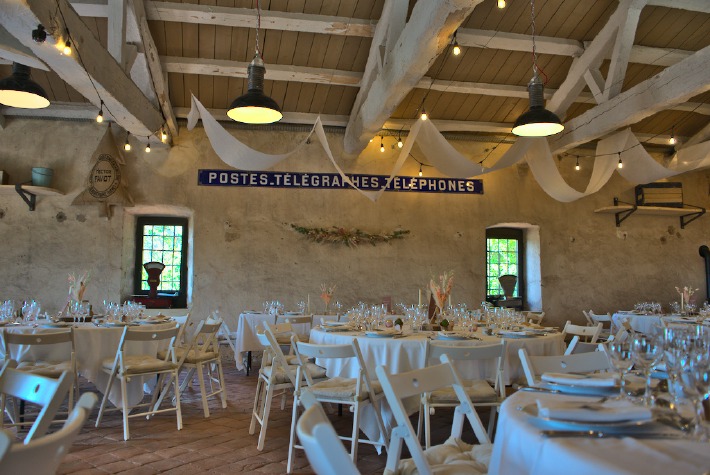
xmin=291 ymin=224 xmax=410 ymax=247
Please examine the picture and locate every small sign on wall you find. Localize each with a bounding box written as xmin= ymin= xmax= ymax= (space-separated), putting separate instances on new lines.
xmin=198 ymin=169 xmax=483 ymax=195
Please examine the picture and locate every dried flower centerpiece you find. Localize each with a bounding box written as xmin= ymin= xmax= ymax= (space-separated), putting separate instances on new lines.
xmin=320 ymin=283 xmax=336 ymax=314
xmin=675 ymin=285 xmax=699 ymax=313
xmin=429 ymin=271 xmax=454 ymax=322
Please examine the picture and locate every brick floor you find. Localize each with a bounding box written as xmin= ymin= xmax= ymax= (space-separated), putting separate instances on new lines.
xmin=9 ymin=353 xmax=483 ymax=474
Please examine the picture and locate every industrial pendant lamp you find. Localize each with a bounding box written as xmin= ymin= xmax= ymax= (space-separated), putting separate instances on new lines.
xmin=0 ymin=62 xmax=50 ymax=109
xmin=512 ymin=0 xmax=563 ymax=137
xmin=227 ymin=0 xmax=282 ymax=124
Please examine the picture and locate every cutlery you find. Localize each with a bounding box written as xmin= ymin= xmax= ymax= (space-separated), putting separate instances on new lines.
xmin=518 ymin=386 xmax=562 ymax=394
xmin=540 ymin=429 xmax=685 ymax=439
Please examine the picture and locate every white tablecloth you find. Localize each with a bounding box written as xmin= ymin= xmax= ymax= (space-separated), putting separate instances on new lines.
xmin=1 ymin=322 xmax=175 ymax=407
xmin=612 ymin=312 xmax=677 ymax=335
xmin=308 ymin=328 xmax=565 ymax=445
xmin=233 ymin=313 xmax=338 ymax=370
xmin=488 ymin=390 xmax=710 ymax=475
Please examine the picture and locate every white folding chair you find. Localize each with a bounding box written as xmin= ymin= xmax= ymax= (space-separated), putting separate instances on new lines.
xmin=275 ymin=315 xmax=312 ymax=342
xmin=2 ymin=329 xmax=79 ymax=411
xmin=95 ymin=325 xmax=182 ymax=440
xmin=564 ymin=335 xmax=605 ymax=355
xmin=161 ymin=318 xmax=227 ymax=418
xmin=376 ymin=356 xmax=492 ymax=475
xmin=0 ymin=392 xmax=97 ymax=475
xmin=249 ymin=327 xmax=326 ymax=452
xmin=296 ymin=390 xmax=360 ymax=475
xmin=523 ymin=311 xmax=545 ymax=325
xmin=583 ymin=310 xmax=614 ymax=338
xmin=420 ymin=340 xmax=506 ymax=447
xmin=217 ymin=317 xmax=239 ymax=367
xmin=518 ymin=347 xmax=614 ymax=386
xmin=288 ymin=337 xmax=387 ymax=473
xmin=562 ymin=320 xmax=603 ymax=346
xmin=0 ymin=361 xmax=73 ymax=443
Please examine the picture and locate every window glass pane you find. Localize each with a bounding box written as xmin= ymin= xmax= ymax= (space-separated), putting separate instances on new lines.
xmin=137 ymin=222 xmax=185 ymax=293
xmin=485 ymin=234 xmax=522 ymax=298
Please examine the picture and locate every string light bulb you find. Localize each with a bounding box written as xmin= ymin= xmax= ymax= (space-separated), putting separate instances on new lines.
xmin=575 ymin=156 xmax=580 ymax=171
xmin=418 ymin=164 xmax=423 ymax=177
xmin=452 ymin=31 xmax=461 ymax=56
xmin=161 ymin=128 xmax=168 ymax=143
xmin=124 ymin=136 xmax=131 ymax=151
xmin=498 ymin=0 xmax=506 ymax=8
xmin=145 ymin=138 xmax=151 ymax=153
xmin=617 ymin=153 xmax=623 ymax=169
xmin=380 ymin=136 xmax=385 ymax=153
xmin=397 ymin=135 xmax=403 ymax=148
xmin=420 ymin=109 xmax=428 ymax=121
xmin=62 ymin=39 xmax=72 ymax=56
xmin=96 ymin=101 xmax=104 ymax=123
xmin=669 ymin=128 xmax=677 ymax=145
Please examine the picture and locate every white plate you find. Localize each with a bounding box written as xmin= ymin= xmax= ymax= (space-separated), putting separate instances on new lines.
xmin=436 ymin=331 xmax=472 ymax=340
xmin=498 ymin=331 xmax=533 ymax=339
xmin=103 ymin=321 xmax=130 ymax=327
xmin=136 ymin=319 xmax=169 ymax=325
xmin=41 ymin=322 xmax=73 ymax=328
xmin=540 ymin=382 xmax=619 ymax=397
xmin=521 ymin=403 xmax=654 ymax=431
xmin=324 ymin=321 xmax=349 ymax=327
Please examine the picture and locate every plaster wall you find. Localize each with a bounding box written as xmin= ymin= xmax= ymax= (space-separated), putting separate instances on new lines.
xmin=1 ymin=118 xmax=709 ymax=327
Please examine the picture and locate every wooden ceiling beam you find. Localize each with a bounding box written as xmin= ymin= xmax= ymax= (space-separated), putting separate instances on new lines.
xmin=549 ymin=44 xmax=710 ymax=153
xmin=344 ymin=0 xmax=484 ymax=155
xmin=603 ymin=0 xmax=647 ymax=100
xmin=0 ymin=0 xmax=163 ymax=137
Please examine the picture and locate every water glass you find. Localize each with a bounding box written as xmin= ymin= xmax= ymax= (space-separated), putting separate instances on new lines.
xmin=607 ymin=340 xmax=633 ymax=399
xmin=631 ymin=334 xmax=662 ymax=406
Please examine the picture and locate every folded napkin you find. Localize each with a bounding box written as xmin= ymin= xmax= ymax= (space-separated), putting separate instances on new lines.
xmin=541 ymin=372 xmax=619 ymax=388
xmin=536 ymin=398 xmax=653 ymax=423
xmin=499 ymin=330 xmax=531 ymax=336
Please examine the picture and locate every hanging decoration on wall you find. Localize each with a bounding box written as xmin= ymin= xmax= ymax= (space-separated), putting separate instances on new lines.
xmin=187 ymin=95 xmax=710 ymax=204
xmin=291 ymin=224 xmax=410 ymax=247
xmin=72 ymin=128 xmax=134 ymax=218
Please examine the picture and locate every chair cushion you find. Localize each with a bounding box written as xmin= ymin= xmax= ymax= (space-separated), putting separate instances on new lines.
xmin=308 ymin=377 xmax=382 ymax=401
xmin=16 ymin=360 xmax=73 ymax=377
xmin=102 ymin=355 xmax=177 ymax=374
xmin=158 ymin=348 xmax=219 ymax=364
xmin=427 ymin=380 xmax=498 ymax=403
xmin=261 ymin=362 xmax=327 ymax=385
xmin=394 ymin=437 xmax=492 ymax=475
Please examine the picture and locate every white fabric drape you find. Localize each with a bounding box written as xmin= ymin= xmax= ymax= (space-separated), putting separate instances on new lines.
xmin=188 ymin=94 xmax=710 ymax=203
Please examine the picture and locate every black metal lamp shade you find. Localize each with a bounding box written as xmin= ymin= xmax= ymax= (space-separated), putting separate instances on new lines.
xmin=227 ymin=55 xmax=282 ymax=124
xmin=0 ymin=62 xmax=50 ymax=109
xmin=512 ymin=74 xmax=563 ymax=137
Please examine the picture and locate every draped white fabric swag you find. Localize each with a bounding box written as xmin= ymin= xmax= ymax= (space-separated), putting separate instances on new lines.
xmin=187 ymin=94 xmax=710 ymax=203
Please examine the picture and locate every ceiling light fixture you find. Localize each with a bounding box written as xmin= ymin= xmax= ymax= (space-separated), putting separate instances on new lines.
xmin=124 ymin=136 xmax=131 ymax=151
xmin=498 ymin=0 xmax=506 ymax=8
xmin=512 ymin=0 xmax=564 ymax=137
xmin=669 ymin=128 xmax=677 ymax=145
xmin=575 ymin=156 xmax=580 ymax=171
xmin=227 ymin=0 xmax=282 ymax=124
xmin=161 ymin=128 xmax=168 ymax=143
xmin=617 ymin=153 xmax=623 ymax=169
xmin=452 ymin=31 xmax=461 ymax=56
xmin=380 ymin=136 xmax=385 ymax=153
xmin=418 ymin=164 xmax=423 ymax=177
xmin=32 ymin=24 xmax=47 ymax=43
xmin=145 ymin=138 xmax=151 ymax=153
xmin=62 ymin=37 xmax=72 ymax=56
xmin=397 ymin=135 xmax=403 ymax=148
xmin=421 ymin=109 xmax=428 ymax=121
xmin=96 ymin=101 xmax=104 ymax=123
xmin=0 ymin=62 xmax=50 ymax=109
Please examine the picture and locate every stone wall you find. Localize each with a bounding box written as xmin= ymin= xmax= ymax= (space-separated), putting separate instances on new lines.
xmin=1 ymin=118 xmax=708 ymax=327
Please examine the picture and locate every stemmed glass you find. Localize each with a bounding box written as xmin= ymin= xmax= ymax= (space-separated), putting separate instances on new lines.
xmin=607 ymin=340 xmax=634 ymax=399
xmin=630 ymin=334 xmax=662 ymax=406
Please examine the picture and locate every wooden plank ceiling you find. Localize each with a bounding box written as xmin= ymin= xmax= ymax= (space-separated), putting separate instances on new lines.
xmin=0 ymin=0 xmax=709 ymax=152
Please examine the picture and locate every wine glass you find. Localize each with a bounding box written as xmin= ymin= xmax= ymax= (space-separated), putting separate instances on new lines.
xmin=631 ymin=334 xmax=663 ymax=406
xmin=607 ymin=340 xmax=634 ymax=399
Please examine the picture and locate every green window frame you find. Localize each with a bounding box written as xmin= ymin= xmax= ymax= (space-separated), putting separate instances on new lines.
xmin=486 ymin=228 xmax=524 ymax=300
xmin=134 ymin=217 xmax=188 ymax=308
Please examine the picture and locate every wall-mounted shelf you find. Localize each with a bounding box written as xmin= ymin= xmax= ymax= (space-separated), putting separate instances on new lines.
xmin=595 ymin=198 xmax=706 ymax=229
xmin=0 ymin=184 xmax=64 ymax=211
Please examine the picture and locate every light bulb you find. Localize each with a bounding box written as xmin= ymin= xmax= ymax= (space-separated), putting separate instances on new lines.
xmin=498 ymin=0 xmax=506 ymax=8
xmin=452 ymin=42 xmax=461 ymax=56
xmin=145 ymin=142 xmax=151 ymax=153
xmin=669 ymin=135 xmax=676 ymax=145
xmin=63 ymin=39 xmax=72 ymax=55
xmin=369 ymin=138 xmax=373 ymax=143
xmin=161 ymin=129 xmax=168 ymax=142
xmin=397 ymin=137 xmax=403 ymax=148
xmin=124 ymin=139 xmax=131 ymax=151
xmin=418 ymin=165 xmax=423 ymax=177
xmin=96 ymin=110 xmax=103 ymax=123
xmin=617 ymin=158 xmax=623 ymax=169
xmin=421 ymin=109 xmax=428 ymax=121
xmin=575 ymin=163 xmax=580 ymax=171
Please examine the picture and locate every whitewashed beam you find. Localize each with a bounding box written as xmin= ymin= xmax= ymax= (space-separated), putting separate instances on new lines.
xmin=603 ymin=0 xmax=646 ymax=100
xmin=646 ymin=0 xmax=710 ymax=13
xmin=344 ymin=0 xmax=484 ymax=155
xmin=131 ymin=0 xmax=178 ymax=137
xmin=549 ymin=44 xmax=710 ymax=153
xmin=144 ymin=1 xmax=374 ymax=37
xmin=457 ymin=28 xmax=583 ymax=57
xmin=173 ymin=107 xmax=350 ymax=128
xmin=69 ymin=0 xmax=108 ymax=16
xmin=0 ymin=24 xmax=48 ymax=70
xmin=384 ymin=0 xmax=407 ymax=61
xmin=0 ymin=0 xmax=163 ymax=137
xmin=682 ymin=122 xmax=710 ymax=148
xmin=161 ymin=56 xmax=362 ymax=86
xmin=107 ymin=0 xmax=126 ymax=65
xmin=548 ymin=2 xmax=627 ymax=116
xmin=583 ymin=69 xmax=605 ymax=103
xmin=1 ymin=101 xmax=104 ymax=119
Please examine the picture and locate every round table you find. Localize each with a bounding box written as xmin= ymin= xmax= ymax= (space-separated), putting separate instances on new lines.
xmin=488 ymin=390 xmax=710 ymax=474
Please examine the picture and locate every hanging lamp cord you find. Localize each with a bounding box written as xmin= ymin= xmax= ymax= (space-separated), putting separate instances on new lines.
xmin=255 ymin=0 xmax=262 ymax=58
